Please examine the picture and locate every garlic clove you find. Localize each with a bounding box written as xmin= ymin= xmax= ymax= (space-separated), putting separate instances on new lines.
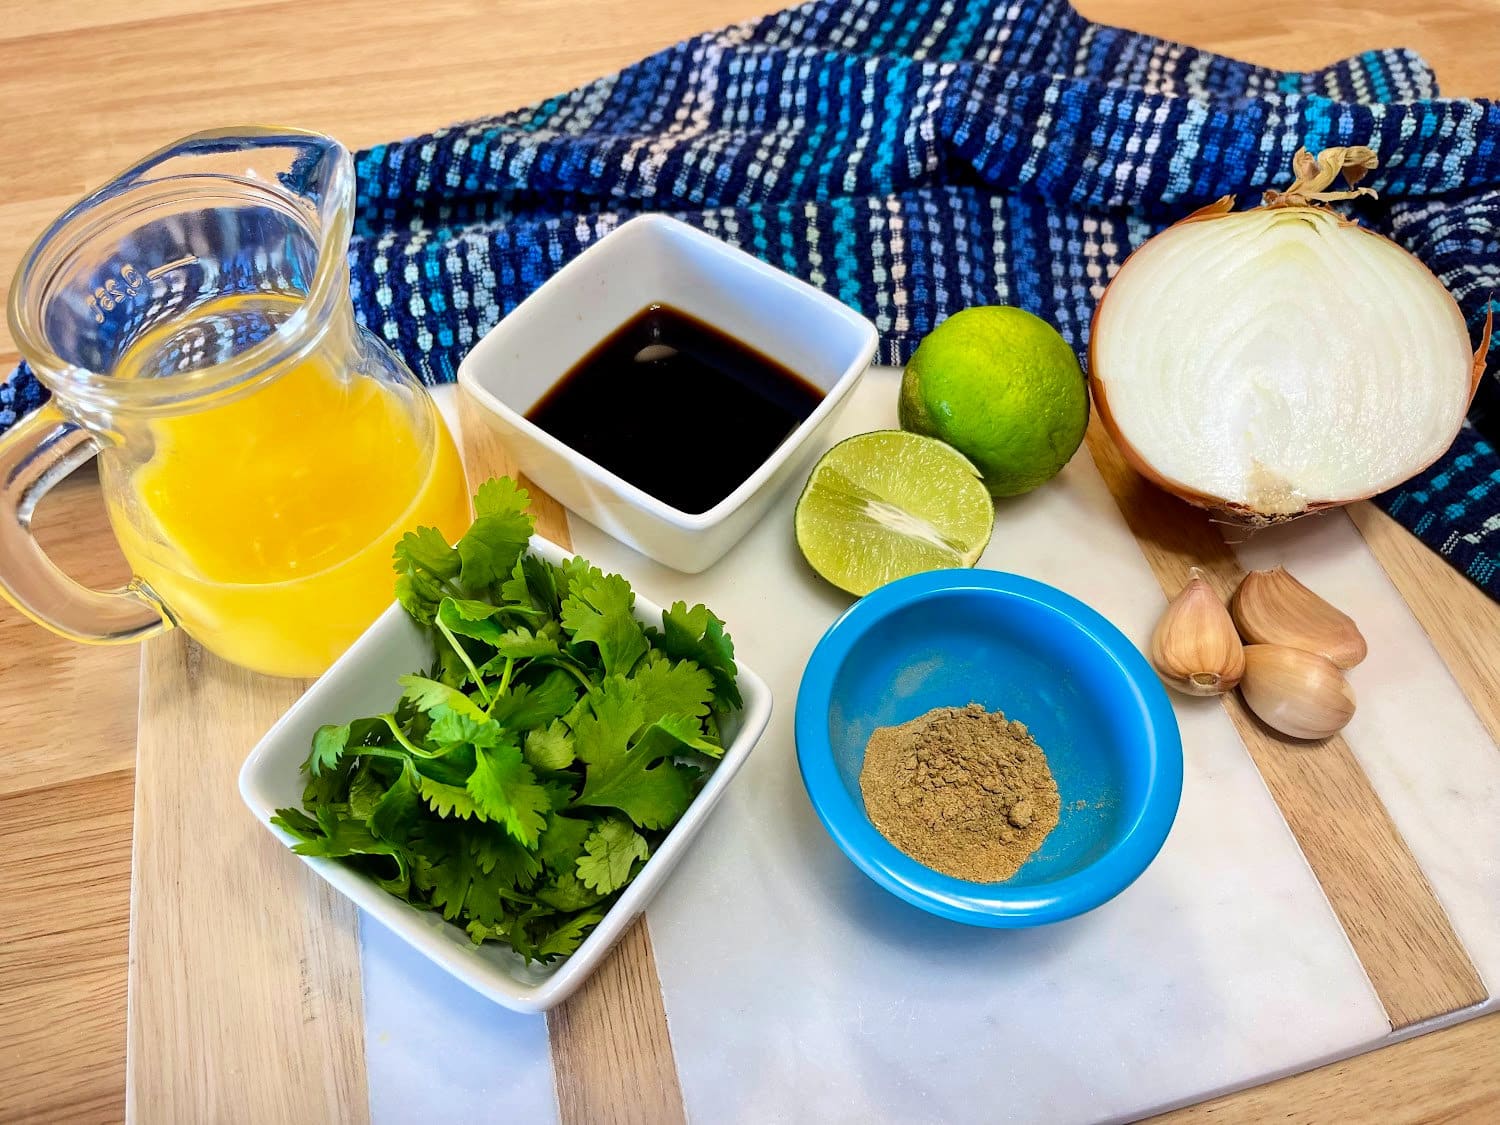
xmin=1150 ymin=568 xmax=1245 ymax=696
xmin=1230 ymin=566 xmax=1367 ymax=669
xmin=1239 ymin=644 xmax=1356 ymax=740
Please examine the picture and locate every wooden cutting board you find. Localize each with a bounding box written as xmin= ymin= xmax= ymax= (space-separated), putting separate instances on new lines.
xmin=124 ymin=392 xmax=682 ymax=1121
xmin=125 ymin=380 xmax=1497 ymax=1121
xmin=127 ymin=643 xmax=366 ymax=1121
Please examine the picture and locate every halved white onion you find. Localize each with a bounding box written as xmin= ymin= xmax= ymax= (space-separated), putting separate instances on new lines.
xmin=1090 ymin=154 xmax=1487 ymax=521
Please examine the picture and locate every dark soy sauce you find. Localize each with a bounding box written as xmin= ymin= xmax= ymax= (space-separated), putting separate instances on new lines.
xmin=525 ymin=304 xmax=826 ymax=514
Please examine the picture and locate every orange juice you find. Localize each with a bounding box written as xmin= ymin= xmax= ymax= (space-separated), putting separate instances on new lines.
xmin=105 ymin=300 xmax=471 ymax=677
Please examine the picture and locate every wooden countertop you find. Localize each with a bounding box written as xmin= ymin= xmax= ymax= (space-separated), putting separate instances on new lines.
xmin=2 ymin=1 xmax=1499 ymax=1120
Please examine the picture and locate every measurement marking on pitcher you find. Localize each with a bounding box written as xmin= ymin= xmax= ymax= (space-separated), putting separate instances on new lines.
xmin=146 ymin=256 xmax=196 ymax=280
xmin=86 ymin=262 xmax=147 ymax=322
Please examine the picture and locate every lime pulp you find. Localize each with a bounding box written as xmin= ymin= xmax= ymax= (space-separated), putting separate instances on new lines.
xmin=794 ymin=431 xmax=996 ymax=596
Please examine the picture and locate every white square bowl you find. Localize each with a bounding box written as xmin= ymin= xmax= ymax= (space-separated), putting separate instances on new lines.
xmin=238 ymin=535 xmax=773 ymax=1013
xmin=457 ymin=214 xmax=878 ymax=573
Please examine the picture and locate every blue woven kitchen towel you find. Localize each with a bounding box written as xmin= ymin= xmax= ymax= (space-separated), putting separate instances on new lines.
xmin=7 ymin=0 xmax=1499 ymax=595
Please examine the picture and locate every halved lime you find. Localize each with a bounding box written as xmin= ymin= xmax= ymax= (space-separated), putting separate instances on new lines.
xmin=795 ymin=431 xmax=995 ymax=596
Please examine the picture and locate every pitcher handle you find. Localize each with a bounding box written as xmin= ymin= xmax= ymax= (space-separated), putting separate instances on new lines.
xmin=0 ymin=403 xmax=171 ymax=643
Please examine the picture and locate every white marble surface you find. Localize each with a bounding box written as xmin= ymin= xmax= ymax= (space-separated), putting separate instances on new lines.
xmin=361 ymin=914 xmax=556 ymax=1124
xmin=570 ymin=370 xmax=1392 ymax=1123
xmin=379 ymin=378 xmax=1498 ymax=1123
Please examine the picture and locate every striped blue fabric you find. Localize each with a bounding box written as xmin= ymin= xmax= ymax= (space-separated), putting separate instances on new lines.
xmin=7 ymin=0 xmax=1499 ymax=594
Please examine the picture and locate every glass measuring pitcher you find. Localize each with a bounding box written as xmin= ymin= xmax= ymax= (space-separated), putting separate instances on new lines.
xmin=2 ymin=127 xmax=472 ymax=678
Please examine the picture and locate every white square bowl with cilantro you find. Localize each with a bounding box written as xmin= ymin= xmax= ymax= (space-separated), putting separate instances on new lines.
xmin=239 ymin=531 xmax=772 ymax=1013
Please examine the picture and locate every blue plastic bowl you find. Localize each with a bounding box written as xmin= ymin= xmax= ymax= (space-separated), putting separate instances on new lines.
xmin=795 ymin=569 xmax=1182 ymax=927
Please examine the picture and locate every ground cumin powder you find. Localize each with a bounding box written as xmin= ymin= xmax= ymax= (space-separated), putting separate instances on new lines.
xmin=859 ymin=703 xmax=1060 ymax=883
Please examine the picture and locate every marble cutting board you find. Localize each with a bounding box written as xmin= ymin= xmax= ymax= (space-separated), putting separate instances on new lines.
xmin=357 ymin=373 xmax=1500 ymax=1123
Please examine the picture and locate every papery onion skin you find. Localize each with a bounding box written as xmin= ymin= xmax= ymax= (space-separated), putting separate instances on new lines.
xmin=1089 ymin=191 xmax=1490 ymax=524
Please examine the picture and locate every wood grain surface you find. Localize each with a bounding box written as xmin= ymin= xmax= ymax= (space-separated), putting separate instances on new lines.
xmin=0 ymin=463 xmax=135 ymax=797
xmin=547 ymin=920 xmax=686 ymax=1125
xmin=1155 ymin=1010 xmax=1500 ymax=1124
xmin=3 ymin=1 xmax=1500 ymax=1122
xmin=1085 ymin=422 xmax=1489 ymax=1030
xmin=0 ymin=767 xmax=134 ymax=1123
xmin=128 ymin=638 xmax=369 ymax=1123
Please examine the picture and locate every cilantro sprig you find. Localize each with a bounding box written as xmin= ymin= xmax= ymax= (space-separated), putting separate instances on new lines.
xmin=274 ymin=478 xmax=741 ymax=964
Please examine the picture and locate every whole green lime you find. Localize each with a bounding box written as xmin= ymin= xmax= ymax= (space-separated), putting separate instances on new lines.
xmin=899 ymin=307 xmax=1089 ymax=497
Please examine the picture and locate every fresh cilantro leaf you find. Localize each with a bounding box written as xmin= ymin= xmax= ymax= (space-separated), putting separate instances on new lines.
xmin=573 ymin=676 xmax=644 ymax=745
xmin=396 ymin=573 xmax=441 ymax=624
xmin=302 ymin=753 xmax=357 ymax=810
xmin=409 ymin=817 xmax=461 ymax=866
xmin=476 ymin=626 xmax=580 ymax=680
xmin=410 ymin=742 xmax=477 ymax=786
xmin=474 ymin=476 xmax=530 ymax=520
xmin=632 ymin=650 xmax=714 ymax=725
xmin=572 ymin=678 xmax=694 ymax=829
xmin=541 ymin=777 xmax=576 ymax=811
xmin=445 ymin=596 xmax=505 ymax=621
xmin=468 ymin=825 xmax=544 ymax=886
xmin=345 ymin=764 xmax=387 ymax=820
xmin=457 ymin=480 xmax=533 ymax=593
xmin=369 ymin=852 xmax=413 ymax=897
xmin=276 ymin=799 xmax=409 ymax=891
xmin=459 ymin=858 xmax=543 ymax=930
xmin=398 ymin=674 xmax=489 ymax=723
xmin=423 ymin=854 xmax=479 ymax=921
xmin=465 ymin=736 xmax=550 ymax=847
xmin=535 ymin=871 xmax=606 ymax=912
xmin=309 ymin=725 xmax=350 ymax=777
xmin=537 ymin=813 xmax=593 ymax=873
xmin=369 ymin=764 xmax=422 ymax=843
xmin=498 ymin=556 xmax=534 ymax=608
xmin=558 ymin=556 xmax=599 ymax=591
xmin=464 ymin=861 xmax=537 ymax=926
xmin=417 ymin=774 xmax=486 ymax=821
xmin=462 ymin=894 xmax=510 ymax=930
xmin=393 ymin=525 xmax=460 ymax=623
xmin=493 ymin=625 xmax=564 ymax=660
xmin=271 ymin=806 xmax=321 ymax=840
xmin=466 ymin=919 xmax=505 ymax=944
xmin=636 ymin=713 xmax=725 ymax=760
xmin=524 ymin=720 xmax=575 ymax=771
xmin=561 ymin=570 xmax=648 ymax=677
xmin=507 ymin=908 xmax=550 ymax=962
xmin=306 ymin=717 xmax=385 ymax=777
xmin=411 ymin=821 xmax=490 ymax=921
xmin=436 ymin=597 xmax=506 ymax=646
xmin=535 ymin=911 xmax=605 ymax=959
xmin=428 ymin=709 xmax=507 ymax=748
xmin=576 ymin=818 xmax=650 ymax=894
xmin=393 ymin=524 xmax=460 ymax=580
xmin=549 ymin=560 xmax=580 ymax=603
xmin=280 ymin=813 xmax=399 ymax=861
xmin=489 ymin=670 xmax=580 ymax=731
xmin=499 ymin=553 xmax=562 ymax=618
xmin=429 ymin=641 xmax=473 ymax=690
xmin=652 ymin=601 xmax=742 ymax=712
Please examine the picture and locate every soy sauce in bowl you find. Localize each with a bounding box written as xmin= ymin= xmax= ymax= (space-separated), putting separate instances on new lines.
xmin=525 ymin=304 xmax=825 ymax=514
